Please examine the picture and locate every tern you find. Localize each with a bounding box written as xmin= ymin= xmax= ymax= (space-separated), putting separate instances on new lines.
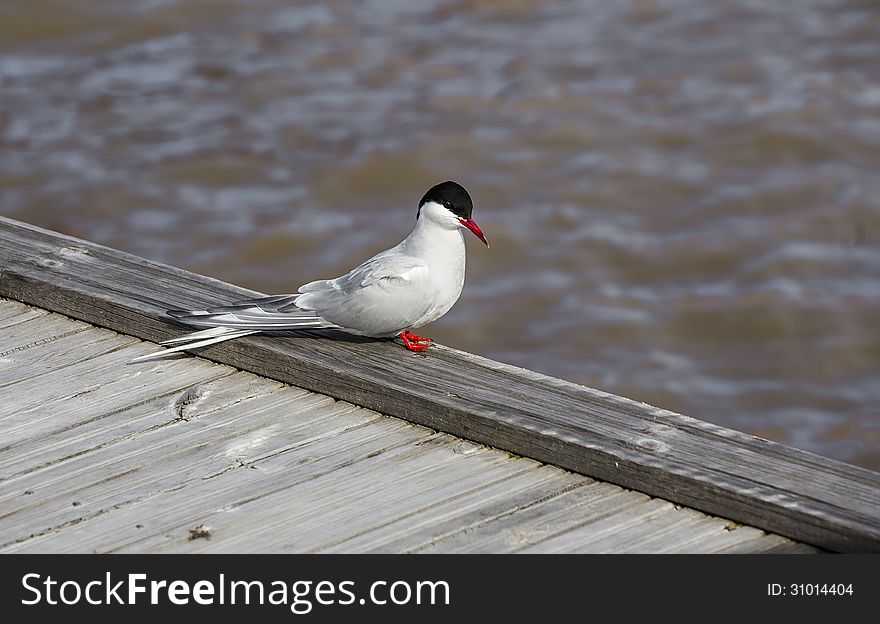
xmin=131 ymin=181 xmax=488 ymax=363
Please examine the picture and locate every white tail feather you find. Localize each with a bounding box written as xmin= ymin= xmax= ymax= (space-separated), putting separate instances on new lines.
xmin=160 ymin=326 xmax=241 ymax=345
xmin=130 ymin=295 xmax=341 ymax=364
xmin=128 ymin=328 xmax=258 ymax=364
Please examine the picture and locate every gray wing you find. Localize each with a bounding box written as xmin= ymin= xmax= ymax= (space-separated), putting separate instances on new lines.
xmin=294 ymin=251 xmax=432 ymax=336
xmin=166 ymin=293 xmax=339 ymax=331
xmin=164 ymin=248 xmax=431 ymax=338
xmin=300 ymin=252 xmax=428 ymax=294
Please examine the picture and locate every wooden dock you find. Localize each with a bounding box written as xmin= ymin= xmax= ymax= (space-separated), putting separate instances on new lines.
xmin=1 ymin=216 xmax=878 ymax=553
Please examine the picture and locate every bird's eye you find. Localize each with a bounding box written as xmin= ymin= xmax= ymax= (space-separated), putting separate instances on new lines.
xmin=443 ymin=201 xmax=453 ymax=210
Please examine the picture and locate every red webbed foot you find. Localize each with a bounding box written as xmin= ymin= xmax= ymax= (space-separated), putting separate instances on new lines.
xmin=399 ymin=330 xmax=433 ymax=352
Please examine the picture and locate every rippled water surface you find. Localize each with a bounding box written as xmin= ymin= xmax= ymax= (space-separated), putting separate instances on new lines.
xmin=2 ymin=0 xmax=879 ymax=469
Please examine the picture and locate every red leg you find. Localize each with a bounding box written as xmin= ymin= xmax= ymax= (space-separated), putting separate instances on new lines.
xmin=404 ymin=330 xmax=432 ymax=343
xmin=399 ymin=330 xmax=432 ymax=352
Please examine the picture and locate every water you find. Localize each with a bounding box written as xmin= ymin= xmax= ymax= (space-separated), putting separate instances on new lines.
xmin=2 ymin=0 xmax=878 ymax=469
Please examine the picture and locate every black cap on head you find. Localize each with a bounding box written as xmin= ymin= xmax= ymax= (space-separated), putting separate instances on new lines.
xmin=418 ymin=181 xmax=473 ymax=221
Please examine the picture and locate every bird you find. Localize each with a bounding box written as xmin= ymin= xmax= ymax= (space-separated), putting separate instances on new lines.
xmin=130 ymin=181 xmax=488 ymax=363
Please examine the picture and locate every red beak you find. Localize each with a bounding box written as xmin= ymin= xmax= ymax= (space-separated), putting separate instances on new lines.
xmin=459 ymin=218 xmax=489 ymax=247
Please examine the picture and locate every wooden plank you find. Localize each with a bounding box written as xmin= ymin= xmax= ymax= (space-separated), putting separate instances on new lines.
xmin=409 ymin=479 xmax=638 ymax=553
xmin=559 ymin=503 xmax=716 ymax=553
xmin=2 ymin=417 xmax=437 ymax=552
xmin=0 ymin=323 xmax=136 ymax=389
xmin=671 ymin=522 xmax=810 ymax=554
xmin=617 ymin=510 xmax=733 ymax=553
xmin=157 ymin=445 xmax=524 ymax=553
xmin=0 ymin=216 xmax=876 ymax=552
xmin=0 ymin=390 xmax=374 ymax=545
xmin=718 ymin=534 xmax=819 ymax=554
xmin=325 ymin=469 xmax=593 ymax=553
xmin=0 ymin=371 xmax=284 ymax=479
xmin=0 ymin=309 xmax=93 ymax=366
xmin=0 ymin=299 xmax=49 ymax=328
xmin=0 ymin=341 xmax=231 ymax=448
xmin=520 ymin=498 xmax=674 ymax=553
xmin=0 ymin=302 xmax=807 ymax=554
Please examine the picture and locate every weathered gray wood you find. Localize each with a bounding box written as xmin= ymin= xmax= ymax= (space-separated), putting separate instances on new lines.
xmin=329 ymin=469 xmax=594 ymax=553
xmin=3 ymin=417 xmax=434 ymax=552
xmin=0 ymin=216 xmax=876 ymax=552
xmin=0 ymin=300 xmax=810 ymax=553
xmin=0 ymin=339 xmax=227 ymax=449
xmin=671 ymin=522 xmax=786 ymax=554
xmin=0 ymin=312 xmax=94 ymax=374
xmin=0 ymin=389 xmax=374 ymax=545
xmin=160 ymin=445 xmax=524 ymax=553
xmin=631 ymin=508 xmax=746 ymax=552
xmin=410 ymin=480 xmax=642 ymax=553
xmin=718 ymin=533 xmax=820 ymax=554
xmin=1 ymin=371 xmax=282 ymax=480
xmin=0 ymin=299 xmax=48 ymax=326
xmin=528 ymin=499 xmax=682 ymax=553
xmin=0 ymin=322 xmax=137 ymax=389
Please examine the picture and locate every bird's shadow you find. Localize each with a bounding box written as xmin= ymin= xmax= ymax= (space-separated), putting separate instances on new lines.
xmin=261 ymin=327 xmax=389 ymax=346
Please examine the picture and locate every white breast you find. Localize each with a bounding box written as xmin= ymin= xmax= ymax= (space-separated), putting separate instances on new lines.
xmin=408 ymin=228 xmax=467 ymax=328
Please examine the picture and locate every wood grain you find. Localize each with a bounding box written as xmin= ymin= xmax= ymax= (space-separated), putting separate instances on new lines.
xmin=1 ymin=216 xmax=877 ymax=552
xmin=0 ymin=299 xmax=813 ymax=553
